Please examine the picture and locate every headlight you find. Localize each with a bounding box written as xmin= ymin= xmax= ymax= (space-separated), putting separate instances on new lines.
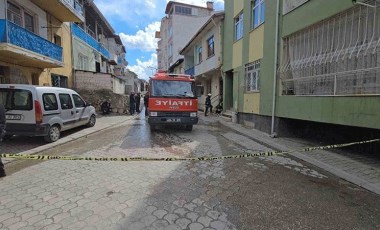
xmin=150 ymin=112 xmax=157 ymax=116
xmin=190 ymin=112 xmax=197 ymax=117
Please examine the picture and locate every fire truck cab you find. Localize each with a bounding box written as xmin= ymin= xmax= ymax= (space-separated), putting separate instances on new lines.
xmin=147 ymin=72 xmax=200 ymax=131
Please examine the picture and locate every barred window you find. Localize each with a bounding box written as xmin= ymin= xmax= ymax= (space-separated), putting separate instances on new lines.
xmin=280 ymin=3 xmax=380 ymax=96
xmin=245 ymin=60 xmax=261 ymax=92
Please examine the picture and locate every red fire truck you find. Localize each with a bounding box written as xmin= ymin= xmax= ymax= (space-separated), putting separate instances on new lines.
xmin=147 ymin=71 xmax=200 ymax=131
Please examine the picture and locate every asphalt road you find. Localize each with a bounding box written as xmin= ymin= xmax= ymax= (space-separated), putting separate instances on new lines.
xmin=1 ymin=113 xmax=380 ymax=230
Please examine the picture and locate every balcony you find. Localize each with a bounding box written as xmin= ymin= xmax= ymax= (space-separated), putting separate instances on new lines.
xmin=71 ymin=23 xmax=110 ymax=59
xmin=194 ymin=55 xmax=218 ymax=77
xmin=31 ymin=0 xmax=84 ymax=22
xmin=185 ymin=66 xmax=194 ymax=76
xmin=117 ymin=57 xmax=128 ymax=66
xmin=0 ymin=20 xmax=63 ymax=68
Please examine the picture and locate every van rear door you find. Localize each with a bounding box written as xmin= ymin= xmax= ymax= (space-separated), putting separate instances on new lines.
xmin=0 ymin=88 xmax=35 ymax=125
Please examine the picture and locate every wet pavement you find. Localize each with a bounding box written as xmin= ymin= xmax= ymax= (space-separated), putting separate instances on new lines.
xmin=0 ymin=111 xmax=380 ymax=229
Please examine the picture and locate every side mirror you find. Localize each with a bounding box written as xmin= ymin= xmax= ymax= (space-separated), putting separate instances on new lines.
xmin=85 ymin=102 xmax=92 ymax=107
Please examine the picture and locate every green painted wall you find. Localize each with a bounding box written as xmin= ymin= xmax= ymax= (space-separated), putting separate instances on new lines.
xmin=259 ymin=0 xmax=279 ymax=117
xmin=259 ymin=0 xmax=380 ymax=129
xmin=282 ymin=0 xmax=353 ymax=37
xmin=222 ymin=0 xmax=234 ymax=72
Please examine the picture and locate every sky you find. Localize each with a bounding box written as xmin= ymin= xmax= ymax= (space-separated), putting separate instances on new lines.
xmin=93 ymin=0 xmax=224 ymax=80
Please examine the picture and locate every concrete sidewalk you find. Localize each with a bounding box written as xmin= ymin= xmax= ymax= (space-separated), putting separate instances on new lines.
xmin=203 ymin=114 xmax=380 ymax=195
xmin=2 ymin=114 xmax=136 ymax=164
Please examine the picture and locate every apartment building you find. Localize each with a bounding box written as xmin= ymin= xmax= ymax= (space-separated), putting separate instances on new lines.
xmin=0 ymin=0 xmax=84 ymax=87
xmin=224 ymin=0 xmax=380 ymax=146
xmin=223 ymin=0 xmax=266 ymax=119
xmin=181 ymin=12 xmax=224 ymax=110
xmin=156 ymin=1 xmax=214 ymax=73
xmin=72 ymin=1 xmax=128 ymax=94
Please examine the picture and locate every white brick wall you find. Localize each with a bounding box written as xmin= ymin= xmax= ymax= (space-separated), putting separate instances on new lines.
xmin=75 ymin=71 xmax=112 ymax=90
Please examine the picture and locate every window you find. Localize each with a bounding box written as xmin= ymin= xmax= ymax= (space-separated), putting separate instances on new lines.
xmin=52 ymin=75 xmax=68 ymax=88
xmin=54 ymin=35 xmax=62 ymax=46
xmin=78 ymin=54 xmax=89 ymax=70
xmin=24 ymin=12 xmax=34 ymax=32
xmin=252 ymin=0 xmax=265 ymax=29
xmin=175 ymin=6 xmax=192 ymax=15
xmin=7 ymin=1 xmax=22 ymax=26
xmin=168 ymin=26 xmax=173 ymax=37
xmin=59 ymin=94 xmax=73 ymax=110
xmin=207 ymin=36 xmax=214 ymax=57
xmin=7 ymin=1 xmax=36 ymax=32
xmin=0 ymin=89 xmax=33 ymax=110
xmin=235 ymin=12 xmax=244 ymax=40
xmin=197 ymin=46 xmax=203 ymax=64
xmin=245 ymin=60 xmax=261 ymax=92
xmin=168 ymin=44 xmax=173 ymax=58
xmin=43 ymin=93 xmax=58 ymax=111
xmin=72 ymin=94 xmax=85 ymax=108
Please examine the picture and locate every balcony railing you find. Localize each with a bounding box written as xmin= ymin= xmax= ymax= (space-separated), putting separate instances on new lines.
xmin=0 ymin=20 xmax=62 ymax=62
xmin=185 ymin=66 xmax=194 ymax=76
xmin=71 ymin=23 xmax=110 ymax=59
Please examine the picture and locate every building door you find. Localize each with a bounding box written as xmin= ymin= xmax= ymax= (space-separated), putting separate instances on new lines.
xmin=32 ymin=74 xmax=39 ymax=85
xmin=224 ymin=70 xmax=233 ymax=111
xmin=96 ymin=62 xmax=101 ymax=72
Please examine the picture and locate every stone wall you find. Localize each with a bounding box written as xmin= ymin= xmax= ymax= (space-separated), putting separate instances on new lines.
xmin=75 ymin=89 xmax=129 ymax=114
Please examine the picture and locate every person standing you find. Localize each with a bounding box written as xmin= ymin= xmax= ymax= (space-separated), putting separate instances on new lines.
xmin=0 ymin=103 xmax=6 ymax=177
xmin=144 ymin=93 xmax=149 ymax=116
xmin=129 ymin=92 xmax=136 ymax=115
xmin=205 ymin=93 xmax=212 ymax=116
xmin=135 ymin=93 xmax=141 ymax=113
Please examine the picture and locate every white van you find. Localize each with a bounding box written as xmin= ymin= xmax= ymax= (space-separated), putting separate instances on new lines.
xmin=0 ymin=84 xmax=96 ymax=142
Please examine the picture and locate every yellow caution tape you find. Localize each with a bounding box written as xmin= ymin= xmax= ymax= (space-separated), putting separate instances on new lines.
xmin=0 ymin=139 xmax=379 ymax=162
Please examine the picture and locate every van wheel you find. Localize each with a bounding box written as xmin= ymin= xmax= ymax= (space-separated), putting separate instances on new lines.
xmin=44 ymin=125 xmax=60 ymax=143
xmin=185 ymin=125 xmax=193 ymax=131
xmin=87 ymin=115 xmax=96 ymax=127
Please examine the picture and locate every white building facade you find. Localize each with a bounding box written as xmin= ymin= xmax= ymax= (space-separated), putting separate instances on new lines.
xmin=181 ymin=12 xmax=224 ymax=111
xmin=156 ymin=1 xmax=215 ymax=73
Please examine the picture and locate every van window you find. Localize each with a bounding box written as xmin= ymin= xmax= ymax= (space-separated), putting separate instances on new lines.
xmin=0 ymin=89 xmax=33 ymax=111
xmin=72 ymin=94 xmax=85 ymax=108
xmin=43 ymin=93 xmax=58 ymax=111
xmin=59 ymin=94 xmax=73 ymax=110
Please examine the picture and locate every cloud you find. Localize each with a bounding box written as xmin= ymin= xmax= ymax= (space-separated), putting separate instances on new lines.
xmin=94 ymin=0 xmax=163 ymax=24
xmin=128 ymin=53 xmax=158 ymax=80
xmin=119 ymin=22 xmax=160 ymax=52
xmin=94 ymin=0 xmax=224 ymax=24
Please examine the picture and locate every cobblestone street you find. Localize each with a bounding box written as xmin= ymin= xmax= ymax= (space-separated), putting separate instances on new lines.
xmin=0 ymin=115 xmax=379 ymax=230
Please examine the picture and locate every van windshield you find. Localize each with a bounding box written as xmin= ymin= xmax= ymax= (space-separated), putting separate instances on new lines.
xmin=0 ymin=89 xmax=33 ymax=111
xmin=151 ymin=80 xmax=195 ymax=98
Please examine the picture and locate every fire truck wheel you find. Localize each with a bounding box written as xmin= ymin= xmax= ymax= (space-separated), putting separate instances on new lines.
xmin=185 ymin=125 xmax=193 ymax=131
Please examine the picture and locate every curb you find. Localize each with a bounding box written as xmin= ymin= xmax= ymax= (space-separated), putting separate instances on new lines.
xmin=4 ymin=114 xmax=136 ymax=165
xmin=215 ymin=119 xmax=380 ymax=195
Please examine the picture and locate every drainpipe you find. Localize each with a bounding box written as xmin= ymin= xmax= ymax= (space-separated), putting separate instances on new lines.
xmin=270 ymin=0 xmax=280 ymax=137
xmin=4 ymin=0 xmax=8 ymax=43
xmin=70 ymin=23 xmax=76 ymax=89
